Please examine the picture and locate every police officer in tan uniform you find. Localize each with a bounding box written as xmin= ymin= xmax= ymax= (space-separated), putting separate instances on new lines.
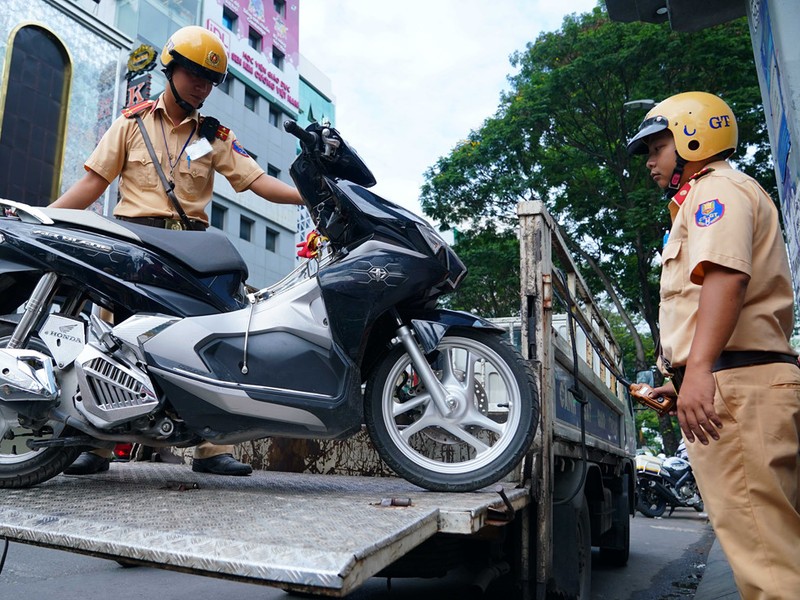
xmin=628 ymin=91 xmax=800 ymax=600
xmin=52 ymin=26 xmax=303 ymax=476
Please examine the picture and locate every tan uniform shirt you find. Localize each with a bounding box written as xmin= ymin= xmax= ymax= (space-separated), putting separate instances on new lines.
xmin=659 ymin=161 xmax=796 ymax=366
xmin=85 ymin=95 xmax=264 ymax=224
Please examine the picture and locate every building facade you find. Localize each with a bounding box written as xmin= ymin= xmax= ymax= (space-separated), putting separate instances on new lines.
xmin=1 ymin=0 xmax=330 ymax=289
xmin=0 ymin=0 xmax=131 ymax=207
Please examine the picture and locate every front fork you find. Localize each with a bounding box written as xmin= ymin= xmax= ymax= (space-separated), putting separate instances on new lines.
xmin=391 ymin=311 xmax=454 ymax=416
xmin=6 ymin=272 xmax=60 ymax=349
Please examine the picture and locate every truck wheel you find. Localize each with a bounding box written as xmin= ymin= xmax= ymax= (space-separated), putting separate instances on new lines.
xmin=598 ymin=474 xmax=631 ymax=566
xmin=365 ymin=328 xmax=538 ymax=492
xmin=549 ymin=497 xmax=592 ymax=600
xmin=575 ymin=498 xmax=592 ymax=600
xmin=0 ymin=325 xmax=83 ymax=488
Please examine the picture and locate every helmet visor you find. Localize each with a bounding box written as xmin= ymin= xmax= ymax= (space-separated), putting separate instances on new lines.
xmin=627 ymin=115 xmax=668 ymax=155
xmin=170 ymin=51 xmax=227 ymax=86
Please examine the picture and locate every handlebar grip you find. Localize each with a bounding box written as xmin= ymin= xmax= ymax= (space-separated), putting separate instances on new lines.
xmin=284 ymin=120 xmax=318 ymax=146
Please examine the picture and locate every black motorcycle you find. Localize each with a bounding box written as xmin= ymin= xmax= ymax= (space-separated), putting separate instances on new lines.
xmin=0 ymin=120 xmax=539 ymax=492
xmin=635 ymin=445 xmax=703 ymax=517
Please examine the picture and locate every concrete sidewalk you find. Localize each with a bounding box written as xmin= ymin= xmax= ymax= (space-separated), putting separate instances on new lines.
xmin=694 ymin=537 xmax=739 ymax=599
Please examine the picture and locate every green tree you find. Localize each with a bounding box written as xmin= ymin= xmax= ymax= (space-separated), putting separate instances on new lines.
xmin=421 ymin=8 xmax=767 ymax=376
xmin=444 ymin=228 xmax=520 ymax=317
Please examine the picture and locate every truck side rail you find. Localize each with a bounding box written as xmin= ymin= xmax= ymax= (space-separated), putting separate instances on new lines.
xmin=517 ymin=200 xmax=629 ymax=596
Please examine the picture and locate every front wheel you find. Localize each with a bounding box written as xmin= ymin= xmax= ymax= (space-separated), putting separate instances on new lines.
xmin=635 ymin=479 xmax=667 ymax=518
xmin=364 ymin=328 xmax=538 ymax=492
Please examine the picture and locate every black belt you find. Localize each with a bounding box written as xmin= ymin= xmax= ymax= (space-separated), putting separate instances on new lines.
xmin=116 ymin=215 xmax=207 ymax=231
xmin=671 ymin=351 xmax=798 ymax=392
xmin=712 ymin=350 xmax=798 ymax=372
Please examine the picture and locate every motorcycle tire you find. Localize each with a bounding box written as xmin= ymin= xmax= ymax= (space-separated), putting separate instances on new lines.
xmin=635 ymin=481 xmax=667 ymax=518
xmin=0 ymin=324 xmax=83 ymax=488
xmin=365 ymin=328 xmax=538 ymax=492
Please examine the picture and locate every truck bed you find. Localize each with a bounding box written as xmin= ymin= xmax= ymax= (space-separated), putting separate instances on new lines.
xmin=0 ymin=462 xmax=529 ymax=596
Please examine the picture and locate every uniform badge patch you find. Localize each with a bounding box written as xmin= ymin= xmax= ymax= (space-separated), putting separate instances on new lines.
xmin=215 ymin=125 xmax=230 ymax=141
xmin=695 ymin=199 xmax=725 ymax=227
xmin=232 ymin=140 xmax=249 ymax=157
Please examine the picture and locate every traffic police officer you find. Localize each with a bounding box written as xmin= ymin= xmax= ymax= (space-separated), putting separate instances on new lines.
xmin=629 ymin=91 xmax=800 ymax=600
xmin=52 ymin=25 xmax=304 ymax=476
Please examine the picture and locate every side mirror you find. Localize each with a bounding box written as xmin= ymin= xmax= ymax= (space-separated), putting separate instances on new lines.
xmin=635 ymin=369 xmax=654 ymax=386
xmin=636 ymin=367 xmax=664 ymax=387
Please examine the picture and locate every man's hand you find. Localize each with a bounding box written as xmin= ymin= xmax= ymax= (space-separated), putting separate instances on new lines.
xmin=678 ymin=262 xmax=748 ymax=445
xmin=677 ymin=366 xmax=722 ymax=445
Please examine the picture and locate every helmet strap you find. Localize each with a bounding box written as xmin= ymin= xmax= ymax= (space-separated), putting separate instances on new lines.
xmin=166 ymin=68 xmax=203 ymax=113
xmin=665 ymin=153 xmax=687 ymax=199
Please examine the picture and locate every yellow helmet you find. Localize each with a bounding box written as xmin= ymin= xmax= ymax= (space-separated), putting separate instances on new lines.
xmin=627 ymin=91 xmax=738 ymax=161
xmin=160 ymin=26 xmax=227 ymax=85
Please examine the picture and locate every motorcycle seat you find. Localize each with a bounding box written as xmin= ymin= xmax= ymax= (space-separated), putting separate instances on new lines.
xmin=41 ymin=209 xmax=248 ymax=279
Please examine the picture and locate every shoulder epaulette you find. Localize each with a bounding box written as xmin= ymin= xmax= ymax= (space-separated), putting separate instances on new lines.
xmin=672 ymin=167 xmax=715 ymax=208
xmin=216 ymin=125 xmax=231 ymax=141
xmin=121 ymin=100 xmax=156 ymax=119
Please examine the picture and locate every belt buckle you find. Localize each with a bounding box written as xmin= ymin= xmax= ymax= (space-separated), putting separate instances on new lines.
xmin=164 ymin=218 xmax=185 ymax=231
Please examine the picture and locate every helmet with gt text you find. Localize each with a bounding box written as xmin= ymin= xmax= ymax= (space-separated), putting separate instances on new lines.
xmin=627 ymin=91 xmax=738 ymax=160
xmin=160 ymin=25 xmax=227 ymax=86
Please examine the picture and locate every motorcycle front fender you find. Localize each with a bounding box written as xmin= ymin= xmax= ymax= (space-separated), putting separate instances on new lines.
xmin=408 ymin=309 xmax=504 ymax=354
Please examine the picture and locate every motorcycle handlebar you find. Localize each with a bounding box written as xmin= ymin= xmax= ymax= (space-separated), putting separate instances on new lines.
xmin=284 ymin=120 xmax=318 ymax=147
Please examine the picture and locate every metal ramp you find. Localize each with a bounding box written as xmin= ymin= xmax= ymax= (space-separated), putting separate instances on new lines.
xmin=0 ymin=463 xmax=529 ymax=596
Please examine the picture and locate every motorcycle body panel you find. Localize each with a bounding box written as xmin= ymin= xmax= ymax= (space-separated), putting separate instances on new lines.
xmin=0 ymin=214 xmax=247 ymax=317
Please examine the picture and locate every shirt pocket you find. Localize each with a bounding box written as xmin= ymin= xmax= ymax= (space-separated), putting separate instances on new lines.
xmin=126 ymin=149 xmax=161 ymax=190
xmin=176 ymin=153 xmax=213 ymax=199
xmin=660 ymin=240 xmax=686 ymax=301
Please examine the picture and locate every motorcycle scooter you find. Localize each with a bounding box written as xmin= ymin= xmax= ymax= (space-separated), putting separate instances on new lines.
xmin=635 ymin=443 xmax=703 ymax=517
xmin=0 ymin=120 xmax=538 ymax=492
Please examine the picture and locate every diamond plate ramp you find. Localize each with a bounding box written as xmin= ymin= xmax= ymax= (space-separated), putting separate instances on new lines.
xmin=0 ymin=463 xmax=527 ymax=596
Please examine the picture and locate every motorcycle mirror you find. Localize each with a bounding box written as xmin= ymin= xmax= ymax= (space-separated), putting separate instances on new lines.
xmin=635 ymin=369 xmax=655 ymax=387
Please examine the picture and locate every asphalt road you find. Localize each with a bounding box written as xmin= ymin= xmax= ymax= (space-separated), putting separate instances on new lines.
xmin=0 ymin=507 xmax=713 ymax=600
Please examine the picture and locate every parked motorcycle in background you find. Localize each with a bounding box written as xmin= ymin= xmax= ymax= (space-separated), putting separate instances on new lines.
xmin=635 ymin=442 xmax=703 ymax=517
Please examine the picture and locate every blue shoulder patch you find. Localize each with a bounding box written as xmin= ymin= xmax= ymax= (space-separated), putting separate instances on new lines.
xmin=232 ymin=139 xmax=249 ymax=157
xmin=695 ymin=199 xmax=725 ymax=227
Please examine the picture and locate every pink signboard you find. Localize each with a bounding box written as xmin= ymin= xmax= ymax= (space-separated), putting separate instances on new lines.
xmin=204 ymin=0 xmax=300 ymax=114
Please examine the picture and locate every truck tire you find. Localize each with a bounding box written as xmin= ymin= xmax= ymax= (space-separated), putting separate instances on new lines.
xmin=0 ymin=325 xmax=83 ymax=488
xmin=365 ymin=328 xmax=538 ymax=492
xmin=549 ymin=496 xmax=592 ymax=600
xmin=598 ymin=473 xmax=631 ymax=566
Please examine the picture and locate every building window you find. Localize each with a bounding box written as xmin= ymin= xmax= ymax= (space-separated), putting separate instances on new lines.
xmin=246 ymin=148 xmax=257 ymax=161
xmin=222 ymin=7 xmax=238 ymax=33
xmin=267 ymin=164 xmax=280 ymax=178
xmin=271 ymin=46 xmax=285 ymax=70
xmin=240 ymin=216 xmax=254 ymax=241
xmin=244 ymin=86 xmax=258 ymax=112
xmin=248 ymin=28 xmax=262 ymax=52
xmin=265 ymin=228 xmax=279 ymax=252
xmin=268 ymin=105 xmax=280 ymax=127
xmin=0 ymin=25 xmax=70 ymax=206
xmin=274 ymin=0 xmax=286 ymax=17
xmin=210 ymin=202 xmax=227 ymax=230
xmin=217 ymin=74 xmax=231 ymax=95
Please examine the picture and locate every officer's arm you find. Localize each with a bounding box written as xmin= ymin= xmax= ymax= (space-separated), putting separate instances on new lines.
xmin=247 ymin=174 xmax=303 ymax=205
xmin=51 ymin=170 xmax=110 ymax=209
xmin=679 ymin=263 xmax=749 ymax=444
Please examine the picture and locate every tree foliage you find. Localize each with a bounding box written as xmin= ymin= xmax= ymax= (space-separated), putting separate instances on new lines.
xmin=421 ymin=8 xmax=767 ymax=365
xmin=445 ymin=228 xmax=520 ymax=317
